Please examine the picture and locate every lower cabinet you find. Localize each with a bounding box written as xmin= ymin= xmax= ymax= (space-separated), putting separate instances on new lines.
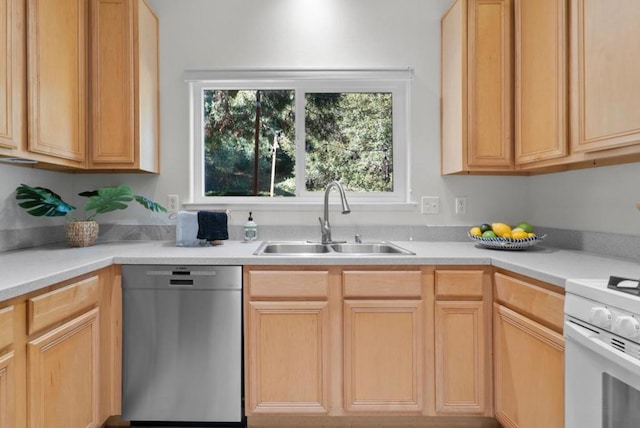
xmin=244 ymin=266 xmax=427 ymax=417
xmin=343 ymin=270 xmax=423 ymax=412
xmin=27 ymin=308 xmax=100 ymax=427
xmin=246 ymin=265 xmax=567 ymax=427
xmin=0 ymin=265 xmax=121 ymax=428
xmin=0 ymin=305 xmax=15 ymax=428
xmin=245 ymin=268 xmax=331 ymax=414
xmin=434 ymin=269 xmax=492 ymax=416
xmin=247 ymin=300 xmax=330 ymax=414
xmin=493 ymin=271 xmax=565 ymax=428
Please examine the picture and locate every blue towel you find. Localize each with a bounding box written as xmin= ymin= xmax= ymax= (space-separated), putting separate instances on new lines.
xmin=196 ymin=211 xmax=228 ymax=241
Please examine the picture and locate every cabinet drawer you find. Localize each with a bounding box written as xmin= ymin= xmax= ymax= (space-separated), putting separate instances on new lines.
xmin=435 ymin=270 xmax=484 ymax=299
xmin=343 ymin=270 xmax=422 ymax=298
xmin=248 ymin=270 xmax=329 ymax=300
xmin=0 ymin=306 xmax=14 ymax=350
xmin=494 ymin=272 xmax=564 ymax=332
xmin=28 ymin=275 xmax=100 ymax=335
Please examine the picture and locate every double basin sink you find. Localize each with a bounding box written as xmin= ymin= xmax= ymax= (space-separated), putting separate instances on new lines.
xmin=254 ymin=241 xmax=415 ymax=256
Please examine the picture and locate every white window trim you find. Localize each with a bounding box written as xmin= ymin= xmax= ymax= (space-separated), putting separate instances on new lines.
xmin=185 ymin=68 xmax=413 ymax=209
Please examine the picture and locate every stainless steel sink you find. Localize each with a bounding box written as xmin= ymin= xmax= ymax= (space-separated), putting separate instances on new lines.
xmin=256 ymin=242 xmax=332 ymax=254
xmin=253 ymin=241 xmax=415 ymax=256
xmin=330 ymin=242 xmax=414 ymax=254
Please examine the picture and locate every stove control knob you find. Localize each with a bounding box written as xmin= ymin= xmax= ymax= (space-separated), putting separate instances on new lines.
xmin=589 ymin=307 xmax=612 ymax=329
xmin=613 ymin=316 xmax=640 ymax=340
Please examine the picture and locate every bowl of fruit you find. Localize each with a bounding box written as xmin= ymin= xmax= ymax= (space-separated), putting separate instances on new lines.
xmin=468 ymin=222 xmax=546 ymax=250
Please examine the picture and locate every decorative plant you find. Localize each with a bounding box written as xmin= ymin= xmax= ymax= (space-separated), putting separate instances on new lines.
xmin=15 ymin=184 xmax=167 ymax=221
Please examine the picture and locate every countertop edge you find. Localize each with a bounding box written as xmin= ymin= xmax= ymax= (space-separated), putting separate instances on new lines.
xmin=1 ymin=240 xmax=638 ymax=302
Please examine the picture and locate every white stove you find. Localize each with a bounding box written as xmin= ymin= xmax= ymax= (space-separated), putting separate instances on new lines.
xmin=564 ymin=277 xmax=640 ymax=428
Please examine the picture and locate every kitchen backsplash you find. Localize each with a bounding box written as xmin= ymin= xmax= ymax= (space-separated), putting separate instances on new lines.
xmin=2 ymin=224 xmax=639 ymax=263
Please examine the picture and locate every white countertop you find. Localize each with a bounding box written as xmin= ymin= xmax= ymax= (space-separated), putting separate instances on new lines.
xmin=1 ymin=240 xmax=639 ymax=301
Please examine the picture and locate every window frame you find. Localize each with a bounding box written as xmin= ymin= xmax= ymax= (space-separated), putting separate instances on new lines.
xmin=185 ymin=69 xmax=413 ymax=208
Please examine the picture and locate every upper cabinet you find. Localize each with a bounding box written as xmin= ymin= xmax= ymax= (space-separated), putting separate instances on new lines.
xmin=89 ymin=0 xmax=159 ymax=172
xmin=570 ymin=0 xmax=640 ymax=153
xmin=441 ymin=0 xmax=514 ymax=175
xmin=442 ymin=0 xmax=640 ymax=174
xmin=27 ymin=0 xmax=87 ymax=165
xmin=0 ymin=0 xmax=25 ymax=152
xmin=514 ymin=0 xmax=568 ymax=166
xmin=0 ymin=0 xmax=159 ymax=172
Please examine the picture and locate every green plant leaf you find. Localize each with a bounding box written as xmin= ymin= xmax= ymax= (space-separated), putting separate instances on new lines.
xmin=134 ymin=195 xmax=168 ymax=213
xmin=78 ymin=190 xmax=99 ymax=198
xmin=15 ymin=184 xmax=76 ymax=217
xmin=83 ymin=185 xmax=134 ymax=215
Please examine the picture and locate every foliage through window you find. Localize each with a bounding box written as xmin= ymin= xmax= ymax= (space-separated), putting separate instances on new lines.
xmin=189 ymin=70 xmax=410 ymax=204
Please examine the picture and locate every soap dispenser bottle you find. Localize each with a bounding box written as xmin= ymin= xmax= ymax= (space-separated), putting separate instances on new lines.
xmin=243 ymin=212 xmax=258 ymax=241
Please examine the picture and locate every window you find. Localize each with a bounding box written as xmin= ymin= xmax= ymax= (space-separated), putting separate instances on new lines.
xmin=187 ymin=69 xmax=412 ymax=206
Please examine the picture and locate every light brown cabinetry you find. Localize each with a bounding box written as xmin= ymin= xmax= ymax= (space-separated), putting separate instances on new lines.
xmin=0 ymin=0 xmax=25 ymax=152
xmin=434 ymin=269 xmax=492 ymax=416
xmin=27 ymin=0 xmax=87 ymax=165
xmin=27 ymin=308 xmax=100 ymax=427
xmin=245 ymin=269 xmax=331 ymax=414
xmin=514 ymin=0 xmax=568 ymax=166
xmin=570 ymin=0 xmax=640 ymax=154
xmin=343 ymin=270 xmax=423 ymax=413
xmin=493 ymin=271 xmax=564 ymax=428
xmin=89 ymin=0 xmax=159 ymax=172
xmin=0 ymin=306 xmax=15 ymax=428
xmin=0 ymin=0 xmax=159 ymax=171
xmin=441 ymin=0 xmax=514 ymax=174
xmin=244 ymin=266 xmax=429 ymax=418
xmin=0 ymin=266 xmax=121 ymax=428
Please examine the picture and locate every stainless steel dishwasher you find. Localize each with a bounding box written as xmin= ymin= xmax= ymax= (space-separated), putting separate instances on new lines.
xmin=121 ymin=265 xmax=243 ymax=425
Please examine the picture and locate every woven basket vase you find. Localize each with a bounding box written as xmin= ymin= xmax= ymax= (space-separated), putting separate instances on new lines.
xmin=66 ymin=221 xmax=99 ymax=247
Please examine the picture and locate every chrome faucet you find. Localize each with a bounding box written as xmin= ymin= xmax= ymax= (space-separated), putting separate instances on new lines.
xmin=318 ymin=181 xmax=351 ymax=244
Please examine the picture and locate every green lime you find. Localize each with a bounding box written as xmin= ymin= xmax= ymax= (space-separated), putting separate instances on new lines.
xmin=480 ymin=223 xmax=492 ymax=233
xmin=515 ymin=222 xmax=534 ymax=233
xmin=482 ymin=230 xmax=497 ymax=239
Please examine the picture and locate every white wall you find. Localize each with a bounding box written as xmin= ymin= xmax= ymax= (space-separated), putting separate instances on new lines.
xmin=2 ymin=0 xmax=638 ymax=236
xmin=138 ymin=0 xmax=530 ymax=229
xmin=0 ymin=165 xmax=74 ymax=229
xmin=528 ymin=163 xmax=640 ymax=234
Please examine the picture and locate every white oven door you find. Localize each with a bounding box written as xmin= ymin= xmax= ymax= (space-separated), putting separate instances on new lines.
xmin=565 ymin=320 xmax=640 ymax=428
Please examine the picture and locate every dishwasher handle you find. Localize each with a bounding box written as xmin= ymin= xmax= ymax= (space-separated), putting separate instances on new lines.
xmin=169 ymin=278 xmax=194 ymax=287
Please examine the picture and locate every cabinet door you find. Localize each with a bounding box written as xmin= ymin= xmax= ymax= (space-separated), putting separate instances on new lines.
xmin=89 ymin=0 xmax=159 ymax=172
xmin=0 ymin=0 xmax=25 ymax=151
xmin=27 ymin=308 xmax=99 ymax=428
xmin=90 ymin=0 xmax=135 ymax=166
xmin=467 ymin=0 xmax=513 ymax=170
xmin=515 ymin=0 xmax=567 ymax=165
xmin=494 ymin=304 xmax=564 ymax=428
xmin=247 ymin=301 xmax=329 ymax=414
xmin=343 ymin=300 xmax=423 ymax=412
xmin=0 ymin=352 xmax=15 ymax=428
xmin=441 ymin=0 xmax=514 ymax=174
xmin=571 ymin=0 xmax=640 ymax=153
xmin=435 ymin=301 xmax=486 ymax=415
xmin=27 ymin=0 xmax=86 ymax=163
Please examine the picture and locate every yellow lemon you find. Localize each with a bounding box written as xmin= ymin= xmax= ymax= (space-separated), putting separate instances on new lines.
xmin=469 ymin=226 xmax=482 ymax=237
xmin=501 ymin=231 xmax=512 ymax=239
xmin=511 ymin=231 xmax=529 ymax=240
xmin=511 ymin=227 xmax=524 ymax=233
xmin=491 ymin=222 xmax=512 ymax=237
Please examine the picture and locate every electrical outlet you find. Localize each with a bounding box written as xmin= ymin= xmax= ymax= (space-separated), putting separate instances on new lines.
xmin=421 ymin=196 xmax=440 ymax=214
xmin=167 ymin=194 xmax=179 ymax=213
xmin=455 ymin=197 xmax=467 ymax=215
